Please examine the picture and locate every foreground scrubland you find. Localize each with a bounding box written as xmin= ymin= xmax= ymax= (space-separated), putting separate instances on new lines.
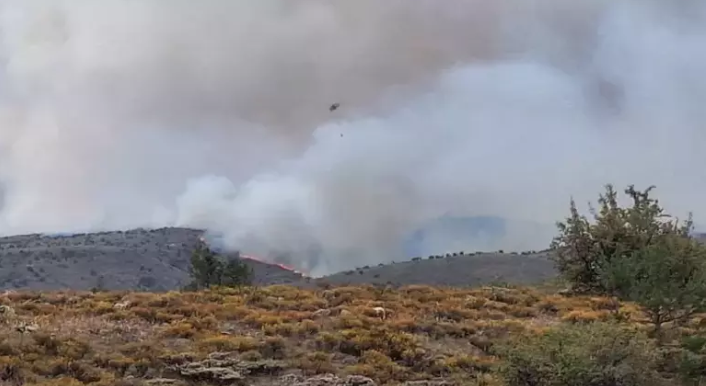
xmin=0 ymin=283 xmax=703 ymax=386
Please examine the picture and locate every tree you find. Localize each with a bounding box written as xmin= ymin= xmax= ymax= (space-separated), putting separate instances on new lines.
xmin=550 ymin=184 xmax=692 ymax=294
xmin=600 ymin=235 xmax=706 ymax=342
xmin=185 ymin=243 xmax=253 ymax=290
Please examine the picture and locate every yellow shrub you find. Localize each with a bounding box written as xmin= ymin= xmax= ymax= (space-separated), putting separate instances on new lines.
xmin=186 ymin=315 xmax=219 ymax=331
xmin=243 ymin=313 xmax=284 ymax=328
xmin=535 ymin=299 xmax=560 ymax=314
xmin=315 ymin=332 xmax=343 ymax=352
xmin=345 ymin=350 xmax=409 ymax=384
xmin=441 ymin=354 xmax=497 ymax=373
xmin=589 ymin=297 xmax=619 ymax=311
xmin=90 ymin=301 xmax=115 ymax=315
xmin=507 ymin=306 xmax=538 ymax=318
xmin=561 ymin=310 xmax=611 ymax=324
xmin=484 ymin=301 xmax=512 ymax=312
xmin=104 ymin=356 xmax=135 ymax=375
xmin=292 ymin=351 xmax=336 ymax=375
xmin=298 ymin=320 xmax=320 ymax=335
xmin=263 ymin=322 xmax=297 ymax=337
xmin=160 ymin=322 xmax=196 ymax=338
xmin=197 ymin=335 xmax=260 ymax=353
xmin=464 ymin=296 xmax=488 ymax=309
xmin=478 ymin=309 xmax=507 ymax=320
xmin=24 ymin=377 xmax=84 ymax=386
xmin=334 ymin=315 xmax=366 ymax=330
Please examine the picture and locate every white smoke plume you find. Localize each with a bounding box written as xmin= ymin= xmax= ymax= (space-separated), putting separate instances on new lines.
xmin=1 ymin=0 xmax=706 ymax=276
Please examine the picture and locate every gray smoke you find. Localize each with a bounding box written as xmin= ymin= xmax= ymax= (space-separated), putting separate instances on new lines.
xmin=1 ymin=0 xmax=706 ymax=276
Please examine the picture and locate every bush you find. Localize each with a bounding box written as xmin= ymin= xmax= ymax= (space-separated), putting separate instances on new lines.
xmin=496 ymin=322 xmax=663 ymax=386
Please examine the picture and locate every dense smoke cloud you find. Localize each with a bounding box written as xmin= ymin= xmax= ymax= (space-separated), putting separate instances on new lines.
xmin=1 ymin=0 xmax=706 ymax=275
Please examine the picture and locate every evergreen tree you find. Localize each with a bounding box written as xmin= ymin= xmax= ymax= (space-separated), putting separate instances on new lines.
xmin=185 ymin=243 xmax=252 ymax=290
xmin=551 ymin=184 xmax=692 ymax=293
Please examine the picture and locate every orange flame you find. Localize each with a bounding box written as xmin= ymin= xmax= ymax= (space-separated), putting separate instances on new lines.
xmin=240 ymin=253 xmax=311 ymax=277
xmin=198 ymin=236 xmax=310 ymax=277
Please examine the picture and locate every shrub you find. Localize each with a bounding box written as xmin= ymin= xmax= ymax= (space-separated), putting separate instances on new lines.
xmin=496 ymin=322 xmax=663 ymax=386
xmin=197 ymin=335 xmax=260 ymax=353
xmin=293 ymin=351 xmax=336 ymax=375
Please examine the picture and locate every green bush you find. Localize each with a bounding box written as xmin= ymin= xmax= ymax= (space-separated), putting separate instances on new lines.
xmin=658 ymin=335 xmax=706 ymax=385
xmin=496 ymin=322 xmax=663 ymax=386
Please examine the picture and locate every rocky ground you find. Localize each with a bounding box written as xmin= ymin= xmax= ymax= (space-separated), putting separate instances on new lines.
xmin=0 ymin=227 xmax=557 ymax=291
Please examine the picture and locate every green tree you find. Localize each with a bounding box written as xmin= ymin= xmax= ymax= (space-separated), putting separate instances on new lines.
xmin=550 ymin=184 xmax=692 ymax=294
xmin=600 ymin=235 xmax=706 ymax=342
xmin=185 ymin=243 xmax=253 ymax=290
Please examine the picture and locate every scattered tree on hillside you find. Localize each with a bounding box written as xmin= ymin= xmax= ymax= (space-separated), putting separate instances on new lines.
xmin=550 ymin=184 xmax=693 ymax=294
xmin=184 ymin=244 xmax=253 ymax=290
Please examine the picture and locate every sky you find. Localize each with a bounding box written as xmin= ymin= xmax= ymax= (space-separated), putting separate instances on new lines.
xmin=0 ymin=0 xmax=705 ymax=275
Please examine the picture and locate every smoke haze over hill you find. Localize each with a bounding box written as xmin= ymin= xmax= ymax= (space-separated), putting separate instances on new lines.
xmin=1 ymin=0 xmax=706 ymax=275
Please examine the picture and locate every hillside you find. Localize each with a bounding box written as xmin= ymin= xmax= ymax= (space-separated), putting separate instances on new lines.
xmin=0 ymin=228 xmax=305 ymax=291
xmin=0 ymin=284 xmax=675 ymax=386
xmin=0 ymin=227 xmax=557 ymax=291
xmin=321 ymin=252 xmax=555 ymax=288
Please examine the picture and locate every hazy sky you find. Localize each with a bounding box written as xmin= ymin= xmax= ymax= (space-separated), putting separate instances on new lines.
xmin=1 ymin=0 xmax=705 ymax=275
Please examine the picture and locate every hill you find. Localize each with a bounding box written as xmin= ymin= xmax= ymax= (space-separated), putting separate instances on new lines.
xmin=0 ymin=228 xmax=305 ymax=291
xmin=0 ymin=227 xmax=557 ymax=291
xmin=0 ymin=284 xmax=673 ymax=386
xmin=321 ymin=252 xmax=554 ymax=288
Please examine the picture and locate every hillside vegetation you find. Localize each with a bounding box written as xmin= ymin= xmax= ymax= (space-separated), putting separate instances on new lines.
xmin=0 ymin=228 xmax=307 ymax=291
xmin=0 ymin=283 xmax=691 ymax=386
xmin=0 ymin=229 xmax=554 ymax=292
xmin=2 ymin=184 xmax=706 ymax=386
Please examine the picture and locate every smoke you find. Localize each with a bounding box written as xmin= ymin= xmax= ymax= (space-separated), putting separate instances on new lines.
xmin=1 ymin=0 xmax=706 ymax=276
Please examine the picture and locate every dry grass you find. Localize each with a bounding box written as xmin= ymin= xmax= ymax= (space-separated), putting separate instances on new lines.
xmin=0 ymin=284 xmax=696 ymax=386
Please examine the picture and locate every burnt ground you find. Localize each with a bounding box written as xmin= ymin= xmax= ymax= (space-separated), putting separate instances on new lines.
xmin=0 ymin=227 xmax=557 ymax=291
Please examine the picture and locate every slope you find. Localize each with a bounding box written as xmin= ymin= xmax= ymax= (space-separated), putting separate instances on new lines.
xmin=0 ymin=228 xmax=305 ymax=291
xmin=318 ymin=252 xmax=555 ymax=287
xmin=0 ymin=227 xmax=558 ymax=291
